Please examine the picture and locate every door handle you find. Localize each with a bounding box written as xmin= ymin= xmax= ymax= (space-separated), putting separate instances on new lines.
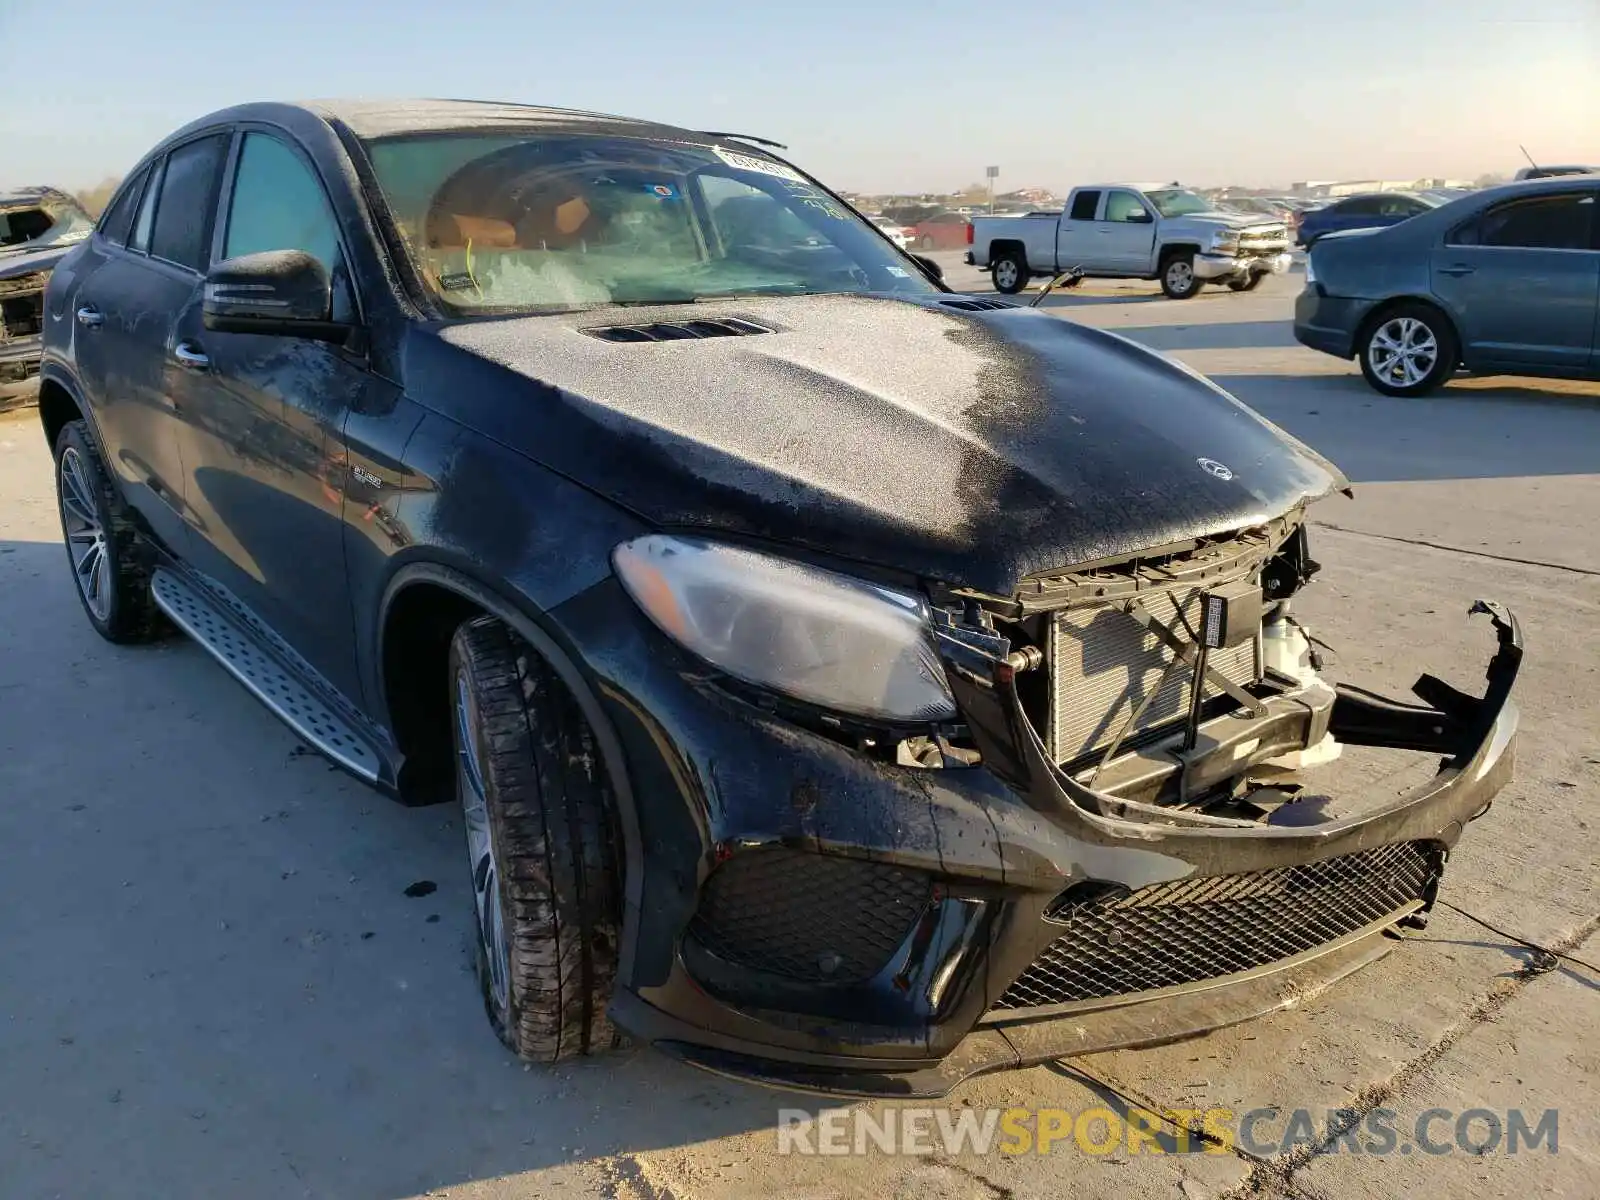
xmin=76 ymin=305 xmax=104 ymax=329
xmin=1438 ymin=264 xmax=1476 ymax=277
xmin=173 ymin=341 xmax=210 ymax=372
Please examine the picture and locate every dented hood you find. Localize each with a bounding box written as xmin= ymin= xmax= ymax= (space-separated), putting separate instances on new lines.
xmin=429 ymin=294 xmax=1347 ymax=593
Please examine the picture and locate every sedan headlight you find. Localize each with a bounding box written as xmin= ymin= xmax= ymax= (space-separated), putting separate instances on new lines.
xmin=613 ymin=534 xmax=957 ymax=723
xmin=1209 ymin=229 xmax=1240 ymax=253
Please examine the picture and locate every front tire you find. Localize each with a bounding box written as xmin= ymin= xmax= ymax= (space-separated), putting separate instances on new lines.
xmin=449 ymin=616 xmax=623 ymax=1063
xmin=1359 ymin=303 xmax=1457 ymax=397
xmin=1160 ymin=252 xmax=1203 ymax=299
xmin=991 ymin=249 xmax=1028 ymax=294
xmin=53 ymin=420 xmax=165 ymax=643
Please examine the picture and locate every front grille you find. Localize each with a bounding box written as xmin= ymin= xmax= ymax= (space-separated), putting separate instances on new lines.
xmin=687 ymin=847 xmax=932 ymax=984
xmin=1048 ymin=589 xmax=1258 ymax=764
xmin=993 ymin=841 xmax=1437 ymax=1011
xmin=1238 ymin=228 xmax=1289 ymax=252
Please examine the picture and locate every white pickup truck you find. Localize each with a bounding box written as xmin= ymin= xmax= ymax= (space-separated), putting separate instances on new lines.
xmin=966 ymin=183 xmax=1293 ymax=299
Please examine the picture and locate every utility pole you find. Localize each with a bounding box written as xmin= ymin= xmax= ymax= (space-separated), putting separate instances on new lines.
xmin=986 ymin=165 xmax=999 ymax=214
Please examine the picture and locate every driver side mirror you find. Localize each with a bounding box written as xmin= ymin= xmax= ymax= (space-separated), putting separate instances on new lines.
xmin=203 ymin=249 xmax=350 ymax=342
xmin=1127 ymin=209 xmax=1154 ymax=224
xmin=910 ymin=253 xmax=944 ymax=282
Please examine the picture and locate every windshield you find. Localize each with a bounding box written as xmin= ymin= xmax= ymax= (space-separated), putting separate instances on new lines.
xmin=1144 ymin=189 xmax=1214 ymax=218
xmin=362 ymin=133 xmax=939 ymax=313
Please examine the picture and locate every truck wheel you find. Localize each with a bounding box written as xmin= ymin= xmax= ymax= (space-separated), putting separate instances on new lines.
xmin=1228 ymin=272 xmax=1265 ymax=292
xmin=53 ymin=419 xmax=166 ymax=644
xmin=1358 ymin=303 xmax=1457 ymax=397
xmin=449 ymin=616 xmax=623 ymax=1063
xmin=991 ymin=250 xmax=1028 ymax=294
xmin=1159 ymin=252 xmax=1203 ymax=299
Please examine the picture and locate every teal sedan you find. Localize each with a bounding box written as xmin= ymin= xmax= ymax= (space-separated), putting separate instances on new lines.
xmin=1294 ymin=177 xmax=1599 ymax=396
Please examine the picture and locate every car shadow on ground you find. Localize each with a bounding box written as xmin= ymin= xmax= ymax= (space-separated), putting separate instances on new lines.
xmin=1211 ymin=374 xmax=1600 ymax=485
xmin=0 ymin=539 xmax=797 ymax=1199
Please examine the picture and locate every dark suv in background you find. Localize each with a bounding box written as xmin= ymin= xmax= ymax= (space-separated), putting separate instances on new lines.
xmin=37 ymin=99 xmax=1521 ymax=1097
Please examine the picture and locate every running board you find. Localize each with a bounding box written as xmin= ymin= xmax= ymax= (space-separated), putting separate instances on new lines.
xmin=150 ymin=569 xmax=385 ymax=784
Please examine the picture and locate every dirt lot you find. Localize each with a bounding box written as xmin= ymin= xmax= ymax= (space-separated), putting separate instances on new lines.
xmin=1 ymin=263 xmax=1595 ymax=1199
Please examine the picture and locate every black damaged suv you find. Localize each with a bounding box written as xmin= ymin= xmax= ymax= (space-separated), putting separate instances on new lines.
xmin=37 ymin=100 xmax=1521 ymax=1096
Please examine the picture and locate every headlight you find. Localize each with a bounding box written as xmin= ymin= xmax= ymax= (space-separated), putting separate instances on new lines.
xmin=613 ymin=535 xmax=958 ymax=723
xmin=1209 ymin=229 xmax=1240 ymax=253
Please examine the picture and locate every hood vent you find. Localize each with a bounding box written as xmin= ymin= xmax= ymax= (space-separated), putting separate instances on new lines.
xmin=584 ymin=317 xmax=772 ymax=343
xmin=940 ymin=298 xmax=1018 ymax=312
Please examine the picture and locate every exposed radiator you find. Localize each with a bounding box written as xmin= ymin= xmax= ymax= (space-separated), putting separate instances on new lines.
xmin=1048 ymin=588 xmax=1260 ymax=765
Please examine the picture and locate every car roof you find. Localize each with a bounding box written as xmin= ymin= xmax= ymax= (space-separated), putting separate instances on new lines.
xmin=162 ymin=98 xmax=732 ymax=149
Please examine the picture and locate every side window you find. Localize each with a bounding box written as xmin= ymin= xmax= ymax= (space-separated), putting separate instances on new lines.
xmin=148 ymin=132 xmax=231 ymax=272
xmin=1068 ymin=190 xmax=1101 ymax=221
xmin=130 ymin=159 xmax=163 ymax=253
xmin=1339 ymin=197 xmax=1379 ymax=217
xmin=1469 ymin=194 xmax=1595 ymax=251
xmin=1104 ymin=191 xmax=1149 ymax=223
xmin=223 ymin=133 xmax=354 ymax=319
xmin=97 ymin=166 xmax=149 ymax=246
xmin=700 ymin=175 xmax=817 ymax=252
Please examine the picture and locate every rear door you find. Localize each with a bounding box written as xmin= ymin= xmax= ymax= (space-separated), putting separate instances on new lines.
xmin=1055 ymin=189 xmax=1102 ymax=270
xmin=1098 ymin=189 xmax=1159 ymax=272
xmin=1431 ymin=189 xmax=1599 ymax=370
xmin=68 ymin=133 xmax=232 ymax=554
xmin=168 ymin=128 xmax=377 ymax=702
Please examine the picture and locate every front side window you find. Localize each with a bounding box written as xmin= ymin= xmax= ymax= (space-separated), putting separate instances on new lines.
xmin=1455 ymin=193 xmax=1596 ymax=250
xmin=223 ymin=133 xmax=353 ymax=318
xmin=361 ymin=132 xmax=938 ymax=313
xmin=1337 ymin=197 xmax=1381 ymax=217
xmin=148 ymin=133 xmax=231 ymax=271
xmin=1104 ymin=191 xmax=1150 ymax=223
xmin=1144 ymin=189 xmax=1212 ymax=218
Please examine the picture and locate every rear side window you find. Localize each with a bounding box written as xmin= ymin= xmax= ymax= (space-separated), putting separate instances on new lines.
xmin=148 ymin=132 xmax=232 ymax=271
xmin=130 ymin=160 xmax=164 ymax=253
xmin=1454 ymin=193 xmax=1596 ymax=250
xmin=1337 ymin=197 xmax=1381 ymax=217
xmin=98 ymin=166 xmax=149 ymax=246
xmin=1069 ymin=190 xmax=1101 ymax=220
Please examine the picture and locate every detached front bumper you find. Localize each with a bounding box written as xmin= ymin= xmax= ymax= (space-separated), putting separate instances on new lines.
xmin=571 ymin=580 xmax=1521 ymax=1098
xmin=1195 ymin=250 xmax=1292 ymax=280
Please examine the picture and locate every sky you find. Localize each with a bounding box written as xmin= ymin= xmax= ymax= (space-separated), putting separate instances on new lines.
xmin=2 ymin=0 xmax=1596 ymax=195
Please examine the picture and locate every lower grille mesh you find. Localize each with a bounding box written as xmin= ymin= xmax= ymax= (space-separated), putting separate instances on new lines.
xmin=688 ymin=848 xmax=931 ymax=984
xmin=994 ymin=842 xmax=1437 ymax=1011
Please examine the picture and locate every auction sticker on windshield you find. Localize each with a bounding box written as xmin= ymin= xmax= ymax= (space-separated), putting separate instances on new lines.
xmin=713 ymin=145 xmax=806 ymax=184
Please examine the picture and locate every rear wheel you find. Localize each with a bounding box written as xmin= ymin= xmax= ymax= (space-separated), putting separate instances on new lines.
xmin=1159 ymin=252 xmax=1203 ymax=299
xmin=53 ymin=420 xmax=165 ymax=644
xmin=991 ymin=249 xmax=1028 ymax=294
xmin=449 ymin=616 xmax=623 ymax=1062
xmin=1358 ymin=303 xmax=1457 ymax=397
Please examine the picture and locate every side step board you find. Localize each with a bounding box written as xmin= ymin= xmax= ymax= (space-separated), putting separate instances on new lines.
xmin=150 ymin=568 xmax=387 ymax=785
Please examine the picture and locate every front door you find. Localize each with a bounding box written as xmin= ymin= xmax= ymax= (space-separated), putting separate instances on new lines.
xmin=1432 ymin=189 xmax=1599 ymax=370
xmin=1097 ymin=189 xmax=1158 ymax=272
xmin=170 ymin=129 xmax=373 ymax=703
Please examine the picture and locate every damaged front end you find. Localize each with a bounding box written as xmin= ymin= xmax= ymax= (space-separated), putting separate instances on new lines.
xmin=637 ymin=511 xmax=1520 ymax=1098
xmin=1 ymin=188 xmax=92 ymax=402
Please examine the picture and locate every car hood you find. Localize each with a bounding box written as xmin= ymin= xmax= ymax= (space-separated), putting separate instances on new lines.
xmin=0 ymin=242 xmax=77 ymax=279
xmin=1171 ymin=210 xmax=1285 ymax=232
xmin=428 ymin=294 xmax=1347 ymax=593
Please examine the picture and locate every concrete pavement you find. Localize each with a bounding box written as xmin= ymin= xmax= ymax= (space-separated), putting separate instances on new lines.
xmin=1 ymin=264 xmax=1595 ymax=1199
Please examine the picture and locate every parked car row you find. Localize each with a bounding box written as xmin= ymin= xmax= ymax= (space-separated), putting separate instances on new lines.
xmin=33 ymin=97 xmax=1521 ymax=1097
